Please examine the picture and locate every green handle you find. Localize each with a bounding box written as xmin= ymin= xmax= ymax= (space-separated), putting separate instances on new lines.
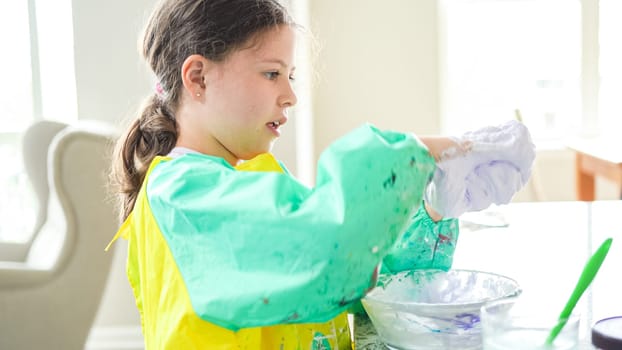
xmin=545 ymin=237 xmax=613 ymax=345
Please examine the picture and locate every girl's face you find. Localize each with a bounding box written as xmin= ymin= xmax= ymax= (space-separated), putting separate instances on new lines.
xmin=179 ymin=25 xmax=297 ymax=165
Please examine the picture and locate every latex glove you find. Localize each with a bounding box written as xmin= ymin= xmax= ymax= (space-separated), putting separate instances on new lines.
xmin=425 ymin=120 xmax=535 ymax=218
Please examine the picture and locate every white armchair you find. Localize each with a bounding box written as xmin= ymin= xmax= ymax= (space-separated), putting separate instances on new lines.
xmin=0 ymin=120 xmax=120 ymax=349
xmin=0 ymin=120 xmax=67 ymax=261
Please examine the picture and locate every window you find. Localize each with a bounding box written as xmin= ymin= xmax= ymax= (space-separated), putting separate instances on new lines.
xmin=441 ymin=0 xmax=581 ymax=140
xmin=599 ymin=0 xmax=622 ymax=137
xmin=441 ymin=0 xmax=619 ymax=142
xmin=0 ymin=0 xmax=77 ymax=242
xmin=0 ymin=2 xmax=34 ymax=131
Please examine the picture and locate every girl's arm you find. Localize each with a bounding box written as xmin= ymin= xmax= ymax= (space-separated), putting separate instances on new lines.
xmin=419 ymin=135 xmax=462 ymax=221
xmin=382 ymin=204 xmax=459 ymax=273
xmin=382 ymin=121 xmax=536 ymax=274
xmin=424 ymin=201 xmax=444 ymax=222
xmin=419 ymin=136 xmax=465 ymax=162
xmin=145 ymin=123 xmax=437 ymax=330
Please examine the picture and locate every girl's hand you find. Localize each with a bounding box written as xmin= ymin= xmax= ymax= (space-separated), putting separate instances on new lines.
xmin=424 ymin=201 xmax=443 ymax=222
xmin=423 ymin=120 xmax=535 ymax=218
xmin=418 ymin=136 xmax=470 ymax=162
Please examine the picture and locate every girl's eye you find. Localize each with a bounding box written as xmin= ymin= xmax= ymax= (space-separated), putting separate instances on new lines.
xmin=264 ymin=71 xmax=280 ymax=80
xmin=288 ymin=75 xmax=296 ymax=82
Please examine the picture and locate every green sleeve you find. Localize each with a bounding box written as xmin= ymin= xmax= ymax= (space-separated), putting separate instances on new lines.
xmin=381 ymin=204 xmax=460 ymax=273
xmin=350 ymin=207 xmax=459 ymax=315
xmin=146 ymin=124 xmax=435 ymax=330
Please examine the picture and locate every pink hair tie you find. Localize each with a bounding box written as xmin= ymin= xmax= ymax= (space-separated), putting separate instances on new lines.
xmin=155 ymin=82 xmax=164 ymax=96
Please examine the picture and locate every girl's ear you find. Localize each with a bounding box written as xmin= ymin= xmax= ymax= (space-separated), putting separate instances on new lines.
xmin=181 ymin=54 xmax=210 ymax=99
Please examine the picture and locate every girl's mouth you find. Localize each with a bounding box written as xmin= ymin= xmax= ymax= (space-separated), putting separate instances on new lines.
xmin=267 ymin=120 xmax=281 ymax=136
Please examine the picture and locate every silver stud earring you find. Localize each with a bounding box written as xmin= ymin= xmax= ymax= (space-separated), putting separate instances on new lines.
xmin=196 ymin=92 xmax=201 ymax=97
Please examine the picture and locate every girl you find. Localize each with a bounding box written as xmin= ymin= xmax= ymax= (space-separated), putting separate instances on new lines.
xmin=109 ymin=0 xmax=534 ymax=349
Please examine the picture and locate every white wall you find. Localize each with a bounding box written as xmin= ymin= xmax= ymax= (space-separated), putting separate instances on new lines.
xmin=71 ymin=0 xmax=155 ymax=344
xmin=72 ymin=0 xmax=156 ymax=125
xmin=309 ymin=0 xmax=441 ymax=158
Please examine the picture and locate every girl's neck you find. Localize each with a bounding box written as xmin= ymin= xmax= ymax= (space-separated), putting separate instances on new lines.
xmin=167 ymin=146 xmax=201 ymax=158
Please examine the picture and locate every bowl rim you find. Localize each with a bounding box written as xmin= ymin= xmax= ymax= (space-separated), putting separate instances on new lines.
xmin=363 ymin=268 xmax=522 ymax=308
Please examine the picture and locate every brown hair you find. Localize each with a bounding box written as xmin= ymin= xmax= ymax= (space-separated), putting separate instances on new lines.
xmin=111 ymin=0 xmax=294 ymax=221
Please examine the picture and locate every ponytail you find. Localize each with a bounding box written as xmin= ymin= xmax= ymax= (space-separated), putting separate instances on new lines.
xmin=111 ymin=95 xmax=177 ymax=221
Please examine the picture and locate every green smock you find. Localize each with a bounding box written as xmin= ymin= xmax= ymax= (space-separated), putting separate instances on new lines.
xmin=111 ymin=123 xmax=459 ymax=349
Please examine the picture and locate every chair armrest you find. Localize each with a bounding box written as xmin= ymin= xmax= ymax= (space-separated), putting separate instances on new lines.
xmin=0 ymin=261 xmax=53 ymax=287
xmin=0 ymin=241 xmax=30 ymax=262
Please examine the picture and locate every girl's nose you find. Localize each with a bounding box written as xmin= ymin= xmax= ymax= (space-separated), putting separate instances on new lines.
xmin=279 ymin=81 xmax=297 ymax=108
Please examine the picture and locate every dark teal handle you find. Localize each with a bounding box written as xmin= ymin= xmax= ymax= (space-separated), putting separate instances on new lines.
xmin=545 ymin=237 xmax=613 ymax=345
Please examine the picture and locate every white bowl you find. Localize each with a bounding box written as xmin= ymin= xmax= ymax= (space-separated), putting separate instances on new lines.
xmin=361 ymin=269 xmax=521 ymax=350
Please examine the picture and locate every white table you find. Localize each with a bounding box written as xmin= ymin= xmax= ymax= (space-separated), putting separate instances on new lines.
xmin=354 ymin=201 xmax=622 ymax=349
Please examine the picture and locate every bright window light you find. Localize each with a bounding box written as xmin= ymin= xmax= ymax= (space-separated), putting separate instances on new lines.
xmin=0 ymin=2 xmax=33 ymax=131
xmin=441 ymin=0 xmax=581 ymax=140
xmin=598 ymin=0 xmax=622 ymax=137
xmin=0 ymin=0 xmax=77 ymax=242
